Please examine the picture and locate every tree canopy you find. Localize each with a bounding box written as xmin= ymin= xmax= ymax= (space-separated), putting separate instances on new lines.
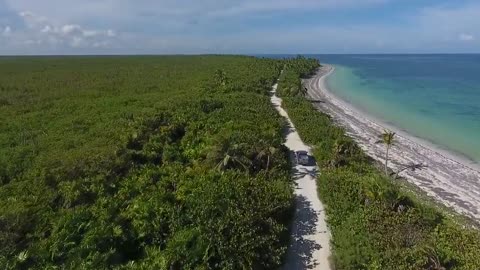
xmin=0 ymin=56 xmax=293 ymax=269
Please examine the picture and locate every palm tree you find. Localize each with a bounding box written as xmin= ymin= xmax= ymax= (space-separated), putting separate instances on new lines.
xmin=329 ymin=139 xmax=358 ymax=168
xmin=329 ymin=140 xmax=347 ymax=169
xmin=207 ymin=138 xmax=250 ymax=172
xmin=255 ymin=143 xmax=278 ymax=173
xmin=376 ymin=130 xmax=396 ymax=176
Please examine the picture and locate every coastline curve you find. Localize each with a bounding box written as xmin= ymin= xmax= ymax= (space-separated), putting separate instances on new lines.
xmin=305 ymin=65 xmax=480 ymax=222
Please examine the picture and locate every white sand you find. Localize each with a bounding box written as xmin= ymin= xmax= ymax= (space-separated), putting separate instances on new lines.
xmin=271 ymin=83 xmax=332 ymax=270
xmin=305 ymin=65 xmax=480 ymax=222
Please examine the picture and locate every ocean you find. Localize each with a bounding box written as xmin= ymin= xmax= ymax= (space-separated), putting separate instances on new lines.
xmin=305 ymin=54 xmax=480 ymax=164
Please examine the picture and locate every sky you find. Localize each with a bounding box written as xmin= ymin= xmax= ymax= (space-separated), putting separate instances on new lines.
xmin=0 ymin=0 xmax=480 ymax=55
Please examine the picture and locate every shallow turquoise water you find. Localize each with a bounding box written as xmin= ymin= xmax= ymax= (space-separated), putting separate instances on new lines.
xmin=314 ymin=55 xmax=480 ymax=163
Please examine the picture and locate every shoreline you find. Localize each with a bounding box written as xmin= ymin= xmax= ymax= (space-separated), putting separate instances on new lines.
xmin=305 ymin=65 xmax=480 ymax=221
xmin=322 ymin=65 xmax=480 ymax=172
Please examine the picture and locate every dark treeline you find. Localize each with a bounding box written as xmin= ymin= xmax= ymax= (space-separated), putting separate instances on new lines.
xmin=276 ymin=56 xmax=319 ymax=97
xmin=0 ymin=56 xmax=294 ymax=269
xmin=278 ymin=57 xmax=480 ymax=270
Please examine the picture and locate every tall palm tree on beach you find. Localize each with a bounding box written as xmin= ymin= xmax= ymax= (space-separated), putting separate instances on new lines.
xmin=376 ymin=130 xmax=396 ymax=176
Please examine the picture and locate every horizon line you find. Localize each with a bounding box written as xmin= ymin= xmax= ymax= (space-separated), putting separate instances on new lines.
xmin=1 ymin=52 xmax=480 ymax=57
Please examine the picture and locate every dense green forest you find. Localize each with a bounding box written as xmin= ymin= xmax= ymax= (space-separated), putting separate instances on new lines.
xmin=3 ymin=54 xmax=480 ymax=270
xmin=278 ymin=57 xmax=480 ymax=270
xmin=0 ymin=56 xmax=296 ymax=269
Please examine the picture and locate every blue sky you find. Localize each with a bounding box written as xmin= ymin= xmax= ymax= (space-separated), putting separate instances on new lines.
xmin=0 ymin=0 xmax=479 ymax=54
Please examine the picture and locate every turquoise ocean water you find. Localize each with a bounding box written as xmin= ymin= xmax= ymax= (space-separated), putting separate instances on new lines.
xmin=309 ymin=54 xmax=480 ymax=163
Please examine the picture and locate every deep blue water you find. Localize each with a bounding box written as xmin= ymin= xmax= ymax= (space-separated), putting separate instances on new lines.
xmin=265 ymin=54 xmax=480 ymax=162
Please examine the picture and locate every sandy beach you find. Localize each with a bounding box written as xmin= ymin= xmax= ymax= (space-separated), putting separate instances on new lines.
xmin=305 ymin=65 xmax=480 ymax=222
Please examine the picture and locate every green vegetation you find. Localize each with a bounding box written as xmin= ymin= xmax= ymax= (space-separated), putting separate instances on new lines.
xmin=278 ymin=57 xmax=480 ymax=270
xmin=0 ymin=56 xmax=295 ymax=269
xmin=276 ymin=56 xmax=319 ymax=97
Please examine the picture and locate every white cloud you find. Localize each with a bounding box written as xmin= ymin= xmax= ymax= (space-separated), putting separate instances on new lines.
xmin=41 ymin=25 xmax=52 ymax=33
xmin=3 ymin=11 xmax=119 ymax=52
xmin=207 ymin=0 xmax=389 ymax=17
xmin=83 ymin=29 xmax=116 ymax=38
xmin=83 ymin=30 xmax=100 ymax=37
xmin=106 ymin=29 xmax=116 ymax=37
xmin=1 ymin=0 xmax=394 ymax=54
xmin=19 ymin=10 xmax=49 ymax=29
xmin=61 ymin=24 xmax=83 ymax=35
xmin=417 ymin=4 xmax=480 ymax=37
xmin=6 ymin=0 xmax=390 ymax=21
xmin=2 ymin=26 xmax=12 ymax=36
xmin=459 ymin=33 xmax=474 ymax=41
xmin=1 ymin=0 xmax=480 ymax=54
xmin=5 ymin=0 xmax=391 ymax=34
xmin=93 ymin=41 xmax=110 ymax=48
xmin=71 ymin=36 xmax=85 ymax=47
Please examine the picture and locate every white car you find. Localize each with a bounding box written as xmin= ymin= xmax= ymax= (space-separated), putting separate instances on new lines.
xmin=295 ymin=150 xmax=309 ymax=165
